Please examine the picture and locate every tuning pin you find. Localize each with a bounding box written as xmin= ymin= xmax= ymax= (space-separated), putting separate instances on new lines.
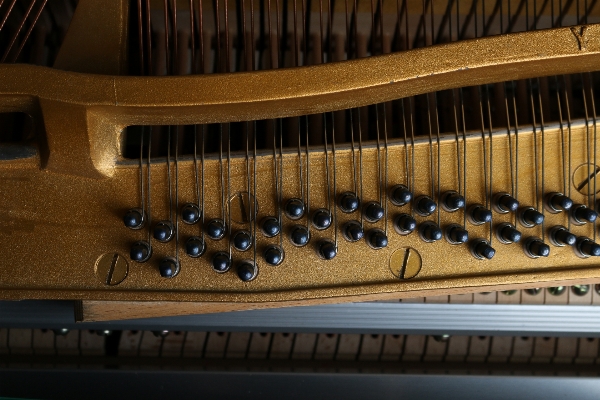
xmin=445 ymin=224 xmax=468 ymax=244
xmin=130 ymin=241 xmax=151 ymax=262
xmin=206 ymin=219 xmax=226 ymax=240
xmin=414 ymin=196 xmax=436 ymax=216
xmin=519 ymin=207 xmax=544 ymax=227
xmin=312 ymin=209 xmax=332 ymax=230
xmin=496 ymin=223 xmax=521 ymax=244
xmin=185 ymin=236 xmax=206 ymax=258
xmin=285 ymin=198 xmax=305 ymax=220
xmin=524 ymin=237 xmax=550 ymax=258
xmin=237 ymin=261 xmax=258 ymax=282
xmin=261 ymin=217 xmax=280 ymax=237
xmin=159 ymin=258 xmax=180 ymax=278
xmin=264 ymin=245 xmax=284 ymax=266
xmin=390 ymin=185 xmax=412 ymax=206
xmin=289 ymin=225 xmax=310 ymax=247
xmin=363 ymin=202 xmax=384 ymax=222
xmin=343 ymin=221 xmax=364 ymax=242
xmin=468 ymin=205 xmax=492 ymax=225
xmin=545 ymin=193 xmax=573 ymax=213
xmin=549 ymin=226 xmax=576 ymax=247
xmin=153 ymin=221 xmax=174 ymax=242
xmin=441 ymin=191 xmax=465 ymax=212
xmin=232 ymin=230 xmax=252 ymax=252
xmin=394 ymin=214 xmax=416 ymax=235
xmin=367 ymin=229 xmax=388 ymax=250
xmin=493 ymin=193 xmax=519 ymax=213
xmin=123 ymin=208 xmax=144 ymax=229
xmin=571 ymin=204 xmax=598 ymax=225
xmin=338 ymin=192 xmax=360 ymax=213
xmin=419 ymin=221 xmax=442 ymax=243
xmin=471 ymin=239 xmax=496 ymax=260
xmin=212 ymin=252 xmax=231 ymax=273
xmin=317 ymin=240 xmax=337 ymax=260
xmin=181 ymin=203 xmax=201 ymax=224
xmin=576 ymin=237 xmax=600 ymax=258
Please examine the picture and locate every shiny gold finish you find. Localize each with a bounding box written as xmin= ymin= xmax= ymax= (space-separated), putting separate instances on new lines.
xmin=2 ymin=0 xmax=600 ymax=305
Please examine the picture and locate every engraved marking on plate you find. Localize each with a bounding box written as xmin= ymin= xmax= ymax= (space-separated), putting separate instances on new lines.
xmin=390 ymin=247 xmax=422 ymax=279
xmin=95 ymin=253 xmax=128 ymax=285
xmin=573 ymin=163 xmax=600 ymax=195
xmin=228 ymin=192 xmax=258 ymax=224
xmin=571 ymin=26 xmax=588 ymax=50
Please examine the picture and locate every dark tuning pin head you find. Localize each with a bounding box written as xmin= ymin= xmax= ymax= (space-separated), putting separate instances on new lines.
xmin=285 ymin=198 xmax=305 ymax=220
xmin=446 ymin=225 xmax=468 ymax=244
xmin=524 ymin=237 xmax=550 ymax=258
xmin=367 ymin=229 xmax=388 ymax=250
xmin=394 ymin=214 xmax=416 ymax=235
xmin=290 ymin=225 xmax=310 ymax=247
xmin=419 ymin=221 xmax=442 ymax=243
xmin=153 ymin=221 xmax=174 ymax=242
xmin=343 ymin=221 xmax=364 ymax=242
xmin=317 ymin=240 xmax=337 ymax=260
xmin=471 ymin=240 xmax=495 ymax=260
xmin=494 ymin=193 xmax=519 ymax=213
xmin=185 ymin=236 xmax=206 ymax=258
xmin=549 ymin=226 xmax=576 ymax=247
xmin=572 ymin=205 xmax=598 ymax=225
xmin=415 ymin=196 xmax=436 ymax=216
xmin=519 ymin=207 xmax=544 ymax=227
xmin=390 ymin=185 xmax=412 ymax=206
xmin=159 ymin=258 xmax=180 ymax=278
xmin=232 ymin=230 xmax=252 ymax=252
xmin=546 ymin=193 xmax=573 ymax=213
xmin=206 ymin=219 xmax=226 ymax=240
xmin=130 ymin=241 xmax=151 ymax=262
xmin=338 ymin=192 xmax=360 ymax=213
xmin=181 ymin=203 xmax=201 ymax=224
xmin=123 ymin=208 xmax=144 ymax=229
xmin=261 ymin=217 xmax=280 ymax=238
xmin=264 ymin=245 xmax=284 ymax=266
xmin=576 ymin=237 xmax=600 ymax=258
xmin=363 ymin=202 xmax=384 ymax=222
xmin=312 ymin=209 xmax=332 ymax=230
xmin=497 ymin=223 xmax=521 ymax=244
xmin=212 ymin=252 xmax=231 ymax=273
xmin=442 ymin=191 xmax=465 ymax=212
xmin=237 ymin=261 xmax=258 ymax=282
xmin=468 ymin=205 xmax=492 ymax=225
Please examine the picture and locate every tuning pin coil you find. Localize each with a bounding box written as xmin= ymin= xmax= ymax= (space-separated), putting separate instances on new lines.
xmin=496 ymin=223 xmax=521 ymax=244
xmin=181 ymin=203 xmax=201 ymax=224
xmin=441 ymin=191 xmax=465 ymax=212
xmin=130 ymin=241 xmax=152 ymax=263
xmin=519 ymin=207 xmax=544 ymax=228
xmin=575 ymin=237 xmax=600 ymax=258
xmin=545 ymin=193 xmax=573 ymax=214
xmin=264 ymin=245 xmax=284 ymax=266
xmin=363 ymin=202 xmax=384 ymax=223
xmin=338 ymin=192 xmax=360 ymax=213
xmin=237 ymin=260 xmax=258 ymax=282
xmin=206 ymin=219 xmax=226 ymax=240
xmin=493 ymin=193 xmax=519 ymax=214
xmin=342 ymin=221 xmax=364 ymax=242
xmin=312 ymin=209 xmax=332 ymax=230
xmin=185 ymin=236 xmax=206 ymax=258
xmin=523 ymin=237 xmax=550 ymax=258
xmin=261 ymin=217 xmax=281 ymax=238
xmin=419 ymin=221 xmax=442 ymax=243
xmin=123 ymin=208 xmax=145 ymax=230
xmin=285 ymin=198 xmax=305 ymax=220
xmin=212 ymin=252 xmax=231 ymax=273
xmin=159 ymin=257 xmax=180 ymax=278
xmin=467 ymin=204 xmax=492 ymax=225
xmin=470 ymin=239 xmax=496 ymax=260
xmin=232 ymin=230 xmax=253 ymax=252
xmin=571 ymin=204 xmax=598 ymax=225
xmin=367 ymin=229 xmax=388 ymax=250
xmin=317 ymin=240 xmax=337 ymax=260
xmin=289 ymin=225 xmax=310 ymax=247
xmin=389 ymin=185 xmax=412 ymax=206
xmin=445 ymin=224 xmax=468 ymax=245
xmin=549 ymin=226 xmax=576 ymax=247
xmin=414 ymin=196 xmax=436 ymax=217
xmin=394 ymin=214 xmax=417 ymax=235
xmin=153 ymin=221 xmax=174 ymax=242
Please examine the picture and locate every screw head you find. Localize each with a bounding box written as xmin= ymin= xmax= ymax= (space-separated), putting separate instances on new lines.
xmin=95 ymin=253 xmax=129 ymax=285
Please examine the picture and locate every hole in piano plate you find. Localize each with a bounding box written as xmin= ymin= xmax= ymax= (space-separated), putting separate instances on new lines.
xmin=0 ymin=112 xmax=37 ymax=160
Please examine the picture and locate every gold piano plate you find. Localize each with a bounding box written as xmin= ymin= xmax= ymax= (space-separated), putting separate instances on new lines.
xmin=1 ymin=0 xmax=600 ymax=305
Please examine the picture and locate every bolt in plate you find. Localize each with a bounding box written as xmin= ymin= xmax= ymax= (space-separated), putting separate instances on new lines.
xmin=95 ymin=253 xmax=128 ymax=286
xmin=573 ymin=163 xmax=600 ymax=195
xmin=389 ymin=247 xmax=422 ymax=280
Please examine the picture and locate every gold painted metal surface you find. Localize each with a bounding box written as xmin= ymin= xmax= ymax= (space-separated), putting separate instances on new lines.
xmin=0 ymin=121 xmax=599 ymax=302
xmin=2 ymin=2 xmax=600 ymax=304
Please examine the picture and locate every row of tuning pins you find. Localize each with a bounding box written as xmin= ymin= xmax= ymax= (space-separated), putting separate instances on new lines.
xmin=122 ymin=186 xmax=600 ymax=277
